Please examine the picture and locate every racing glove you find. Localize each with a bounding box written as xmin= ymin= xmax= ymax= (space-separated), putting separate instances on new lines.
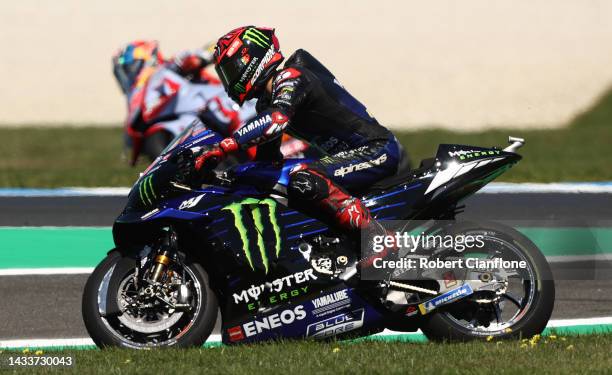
xmin=193 ymin=138 xmax=239 ymax=171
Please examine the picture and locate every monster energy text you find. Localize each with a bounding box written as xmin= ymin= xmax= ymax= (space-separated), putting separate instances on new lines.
xmin=222 ymin=198 xmax=282 ymax=273
xmin=459 ymin=150 xmax=501 ymax=161
xmin=246 ymin=286 xmax=310 ymax=311
xmin=233 ymin=269 xmax=317 ymax=305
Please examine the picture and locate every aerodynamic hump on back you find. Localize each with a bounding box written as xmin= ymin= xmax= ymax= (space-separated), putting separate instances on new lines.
xmin=424 ymin=144 xmax=521 ymax=195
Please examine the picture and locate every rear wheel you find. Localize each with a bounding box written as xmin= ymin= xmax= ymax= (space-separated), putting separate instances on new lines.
xmin=82 ymin=249 xmax=218 ymax=348
xmin=419 ymin=222 xmax=555 ymax=341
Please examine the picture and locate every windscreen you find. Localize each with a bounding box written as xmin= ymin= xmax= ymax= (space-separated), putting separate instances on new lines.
xmin=125 ymin=119 xmax=223 ymax=211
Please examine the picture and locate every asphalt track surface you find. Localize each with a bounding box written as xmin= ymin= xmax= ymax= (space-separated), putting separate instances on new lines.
xmin=1 ymin=192 xmax=611 ymax=340
xmin=0 ymin=276 xmax=609 ymax=339
xmin=1 ymin=193 xmax=611 ymax=226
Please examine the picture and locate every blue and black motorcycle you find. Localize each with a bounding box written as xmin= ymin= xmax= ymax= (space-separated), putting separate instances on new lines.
xmin=82 ymin=120 xmax=554 ymax=348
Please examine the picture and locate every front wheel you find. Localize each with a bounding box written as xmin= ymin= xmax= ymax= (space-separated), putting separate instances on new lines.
xmin=82 ymin=249 xmax=218 ymax=348
xmin=420 ymin=221 xmax=555 ymax=341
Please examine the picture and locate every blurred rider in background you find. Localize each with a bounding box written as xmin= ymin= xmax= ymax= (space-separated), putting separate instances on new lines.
xmin=112 ymin=40 xmax=252 ymax=164
xmin=113 ymin=40 xmax=310 ymax=165
xmin=112 ymin=40 xmax=218 ymax=94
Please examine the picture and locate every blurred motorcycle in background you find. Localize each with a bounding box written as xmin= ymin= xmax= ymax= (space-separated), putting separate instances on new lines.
xmin=112 ymin=40 xmax=309 ymax=165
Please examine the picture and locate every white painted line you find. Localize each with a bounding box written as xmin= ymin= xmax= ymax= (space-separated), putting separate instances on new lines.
xmin=0 ymin=187 xmax=131 ymax=197
xmin=206 ymin=334 xmax=222 ymax=342
xmin=66 ymin=188 xmax=131 ymax=196
xmin=546 ymin=317 xmax=612 ymax=327
xmin=546 ymin=254 xmax=612 ymax=263
xmin=0 ymin=268 xmax=94 ymax=276
xmin=0 ymin=335 xmax=223 ymax=349
xmin=2 ymin=318 xmax=610 ymax=349
xmin=479 ymin=182 xmax=612 ymax=194
xmin=1 ymin=182 xmax=612 ymax=197
xmin=373 ymin=317 xmax=612 ymax=337
xmin=373 ymin=329 xmax=423 ymax=336
xmin=0 ymin=226 xmax=109 ymax=230
xmin=0 ymin=338 xmax=95 ymax=348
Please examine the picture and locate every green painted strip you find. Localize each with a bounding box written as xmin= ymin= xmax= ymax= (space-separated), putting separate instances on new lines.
xmin=356 ymin=324 xmax=612 ymax=344
xmin=544 ymin=324 xmax=612 ymax=336
xmin=0 ymin=227 xmax=611 ymax=269
xmin=0 ymin=228 xmax=112 ymax=269
xmin=361 ymin=327 xmax=612 ymax=344
xmin=17 ymin=342 xmax=223 ymax=351
xmin=360 ymin=333 xmax=427 ymax=343
xmin=518 ymin=227 xmax=612 ymax=257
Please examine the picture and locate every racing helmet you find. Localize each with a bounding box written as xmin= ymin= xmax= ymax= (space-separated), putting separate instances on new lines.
xmin=112 ymin=40 xmax=164 ymax=94
xmin=214 ymin=26 xmax=284 ymax=104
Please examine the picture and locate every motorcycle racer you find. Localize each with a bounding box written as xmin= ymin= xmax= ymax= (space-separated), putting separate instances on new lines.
xmin=190 ymin=26 xmax=408 ymax=245
xmin=112 ymin=40 xmax=253 ymax=164
xmin=112 ymin=40 xmax=217 ymax=93
xmin=112 ymin=40 xmax=165 ymax=95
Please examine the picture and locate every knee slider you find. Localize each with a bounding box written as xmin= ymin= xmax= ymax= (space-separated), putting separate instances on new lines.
xmin=287 ymin=170 xmax=329 ymax=201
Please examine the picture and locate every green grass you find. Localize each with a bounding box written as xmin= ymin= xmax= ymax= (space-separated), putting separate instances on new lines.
xmin=397 ymin=125 xmax=611 ymax=183
xmin=396 ymin=86 xmax=612 ymax=182
xmin=0 ymin=127 xmax=141 ymax=187
xmin=1 ymin=88 xmax=611 ymax=187
xmin=4 ymin=335 xmax=612 ymax=374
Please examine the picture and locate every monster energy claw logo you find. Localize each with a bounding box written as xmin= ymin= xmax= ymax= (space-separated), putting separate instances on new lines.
xmin=243 ymin=28 xmax=270 ymax=48
xmin=223 ymin=198 xmax=281 ymax=273
xmin=234 ymin=82 xmax=246 ymax=93
xmin=138 ymin=175 xmax=157 ymax=206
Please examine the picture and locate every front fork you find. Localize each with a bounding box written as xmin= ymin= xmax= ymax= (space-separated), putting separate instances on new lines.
xmin=149 ymin=250 xmax=172 ymax=283
xmin=143 ymin=229 xmax=192 ymax=309
xmin=147 ymin=229 xmax=178 ymax=284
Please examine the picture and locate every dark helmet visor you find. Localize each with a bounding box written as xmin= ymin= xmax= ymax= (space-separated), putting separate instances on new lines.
xmin=216 ymin=57 xmax=247 ymax=91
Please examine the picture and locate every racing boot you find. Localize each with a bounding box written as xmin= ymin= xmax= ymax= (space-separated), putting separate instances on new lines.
xmin=308 ymin=173 xmax=398 ymax=280
xmin=287 ymin=167 xmax=397 ymax=279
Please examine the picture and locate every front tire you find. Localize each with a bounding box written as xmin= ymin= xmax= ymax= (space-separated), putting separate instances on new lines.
xmin=82 ymin=249 xmax=218 ymax=348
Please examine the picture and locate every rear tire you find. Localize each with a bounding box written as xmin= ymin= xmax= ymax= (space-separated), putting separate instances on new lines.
xmin=82 ymin=250 xmax=218 ymax=348
xmin=419 ymin=222 xmax=555 ymax=342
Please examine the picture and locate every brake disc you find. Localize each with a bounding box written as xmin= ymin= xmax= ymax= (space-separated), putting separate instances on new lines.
xmin=116 ymin=277 xmax=184 ymax=334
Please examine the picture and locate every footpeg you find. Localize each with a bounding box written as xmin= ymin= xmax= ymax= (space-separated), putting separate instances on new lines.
xmin=310 ymin=256 xmax=335 ymax=276
xmin=308 ymin=235 xmax=355 ymax=279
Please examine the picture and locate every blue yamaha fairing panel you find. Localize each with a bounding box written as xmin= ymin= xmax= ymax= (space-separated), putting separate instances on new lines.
xmin=223 ymin=287 xmax=385 ymax=343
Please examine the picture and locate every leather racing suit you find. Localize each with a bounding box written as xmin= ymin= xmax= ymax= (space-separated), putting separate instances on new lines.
xmin=221 ymin=49 xmax=405 ymax=233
